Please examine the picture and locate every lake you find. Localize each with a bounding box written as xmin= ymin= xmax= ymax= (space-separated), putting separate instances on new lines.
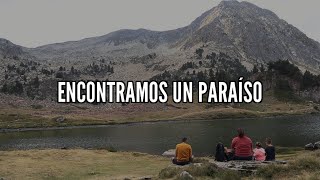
xmin=1 ymin=115 xmax=320 ymax=156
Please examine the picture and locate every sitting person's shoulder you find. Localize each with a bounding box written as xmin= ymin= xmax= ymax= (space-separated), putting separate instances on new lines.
xmin=266 ymin=145 xmax=274 ymax=148
xmin=183 ymin=143 xmax=191 ymax=147
xmin=232 ymin=136 xmax=240 ymax=142
xmin=245 ymin=136 xmax=253 ymax=141
xmin=177 ymin=142 xmax=190 ymax=147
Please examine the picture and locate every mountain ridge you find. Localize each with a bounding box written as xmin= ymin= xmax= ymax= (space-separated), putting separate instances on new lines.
xmin=1 ymin=0 xmax=320 ymax=75
xmin=1 ymin=0 xmax=320 ymax=102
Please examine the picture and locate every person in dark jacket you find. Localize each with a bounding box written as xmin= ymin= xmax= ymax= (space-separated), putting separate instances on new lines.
xmin=215 ymin=142 xmax=228 ymax=162
xmin=265 ymin=138 xmax=276 ymax=161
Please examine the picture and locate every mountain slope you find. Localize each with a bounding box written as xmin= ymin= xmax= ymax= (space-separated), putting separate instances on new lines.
xmin=1 ymin=0 xmax=320 ymax=78
xmin=22 ymin=0 xmax=320 ymax=74
xmin=0 ymin=0 xmax=320 ymax=101
xmin=181 ymin=1 xmax=320 ymax=70
xmin=0 ymin=38 xmax=31 ymax=59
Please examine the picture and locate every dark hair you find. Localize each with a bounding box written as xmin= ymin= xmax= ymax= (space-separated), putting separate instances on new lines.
xmin=237 ymin=128 xmax=245 ymax=138
xmin=266 ymin=138 xmax=272 ymax=144
xmin=256 ymin=142 xmax=262 ymax=148
xmin=215 ymin=142 xmax=226 ymax=162
xmin=182 ymin=137 xmax=187 ymax=142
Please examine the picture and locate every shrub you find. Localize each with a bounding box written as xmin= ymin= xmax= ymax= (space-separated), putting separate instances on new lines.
xmin=186 ymin=163 xmax=218 ymax=177
xmin=105 ymin=146 xmax=117 ymax=152
xmin=55 ymin=72 xmax=64 ymax=79
xmin=195 ymin=48 xmax=204 ymax=58
xmin=217 ymin=170 xmax=241 ymax=180
xmin=257 ymin=152 xmax=320 ymax=179
xmin=291 ymin=156 xmax=320 ymax=171
xmin=309 ymin=172 xmax=320 ymax=180
xmin=159 ymin=162 xmax=222 ymax=179
xmin=256 ymin=164 xmax=287 ymax=179
xmin=31 ymin=104 xmax=43 ymax=109
xmin=159 ymin=167 xmax=179 ymax=179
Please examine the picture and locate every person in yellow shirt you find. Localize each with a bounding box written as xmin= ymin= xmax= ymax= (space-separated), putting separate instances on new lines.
xmin=172 ymin=137 xmax=193 ymax=165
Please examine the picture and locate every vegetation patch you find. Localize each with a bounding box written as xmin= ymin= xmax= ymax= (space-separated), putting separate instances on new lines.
xmin=31 ymin=104 xmax=43 ymax=109
xmin=159 ymin=162 xmax=242 ymax=179
xmin=256 ymin=150 xmax=320 ymax=179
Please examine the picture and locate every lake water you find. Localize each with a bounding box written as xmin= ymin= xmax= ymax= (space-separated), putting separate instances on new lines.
xmin=1 ymin=115 xmax=320 ymax=156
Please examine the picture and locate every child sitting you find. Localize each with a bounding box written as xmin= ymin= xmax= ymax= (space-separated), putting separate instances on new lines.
xmin=253 ymin=142 xmax=266 ymax=161
xmin=265 ymin=138 xmax=276 ymax=161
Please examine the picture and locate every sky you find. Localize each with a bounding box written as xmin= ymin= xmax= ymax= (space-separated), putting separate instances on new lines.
xmin=0 ymin=0 xmax=319 ymax=48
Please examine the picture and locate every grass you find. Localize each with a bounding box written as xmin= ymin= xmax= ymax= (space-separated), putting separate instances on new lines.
xmin=0 ymin=149 xmax=319 ymax=179
xmin=255 ymin=151 xmax=320 ymax=179
xmin=276 ymin=147 xmax=304 ymax=155
xmin=0 ymin=149 xmax=170 ymax=180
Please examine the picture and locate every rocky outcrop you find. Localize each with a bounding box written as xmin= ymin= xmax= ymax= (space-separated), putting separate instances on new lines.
xmin=305 ymin=142 xmax=320 ymax=150
xmin=210 ymin=160 xmax=287 ymax=173
xmin=305 ymin=143 xmax=315 ymax=150
xmin=179 ymin=171 xmax=194 ymax=180
xmin=162 ymin=149 xmax=175 ymax=157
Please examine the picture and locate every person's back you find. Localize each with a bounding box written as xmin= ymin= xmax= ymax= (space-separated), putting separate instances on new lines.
xmin=231 ymin=128 xmax=253 ymax=160
xmin=265 ymin=138 xmax=276 ymax=161
xmin=253 ymin=142 xmax=266 ymax=161
xmin=215 ymin=143 xmax=227 ymax=162
xmin=232 ymin=136 xmax=253 ymax=156
xmin=176 ymin=142 xmax=192 ymax=162
xmin=172 ymin=137 xmax=193 ymax=165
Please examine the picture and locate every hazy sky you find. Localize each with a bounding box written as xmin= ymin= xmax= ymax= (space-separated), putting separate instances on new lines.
xmin=0 ymin=0 xmax=319 ymax=47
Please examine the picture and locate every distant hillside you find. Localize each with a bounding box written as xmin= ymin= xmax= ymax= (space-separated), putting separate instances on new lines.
xmin=0 ymin=38 xmax=31 ymax=60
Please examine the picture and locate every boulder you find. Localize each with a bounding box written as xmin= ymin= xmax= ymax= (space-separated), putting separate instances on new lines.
xmin=179 ymin=171 xmax=194 ymax=180
xmin=162 ymin=149 xmax=175 ymax=157
xmin=305 ymin=143 xmax=314 ymax=150
xmin=314 ymin=141 xmax=320 ymax=149
xmin=210 ymin=160 xmax=286 ymax=173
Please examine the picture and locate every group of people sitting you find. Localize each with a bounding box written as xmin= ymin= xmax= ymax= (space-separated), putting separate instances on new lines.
xmin=172 ymin=128 xmax=276 ymax=165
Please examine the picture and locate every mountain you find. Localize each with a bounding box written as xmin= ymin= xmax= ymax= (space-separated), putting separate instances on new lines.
xmin=182 ymin=1 xmax=320 ymax=68
xmin=0 ymin=38 xmax=31 ymax=59
xmin=1 ymin=0 xmax=320 ymax=100
xmin=23 ymin=0 xmax=320 ymax=75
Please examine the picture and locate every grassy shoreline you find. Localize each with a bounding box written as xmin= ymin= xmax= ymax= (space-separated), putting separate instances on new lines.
xmin=0 ymin=148 xmax=318 ymax=180
xmin=1 ymin=92 xmax=319 ymax=130
xmin=0 ymin=109 xmax=318 ymax=132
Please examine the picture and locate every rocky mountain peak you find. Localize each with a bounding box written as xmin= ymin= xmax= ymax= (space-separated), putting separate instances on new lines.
xmin=179 ymin=1 xmax=320 ymax=73
xmin=1 ymin=0 xmax=320 ymax=75
xmin=195 ymin=0 xmax=278 ymax=29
